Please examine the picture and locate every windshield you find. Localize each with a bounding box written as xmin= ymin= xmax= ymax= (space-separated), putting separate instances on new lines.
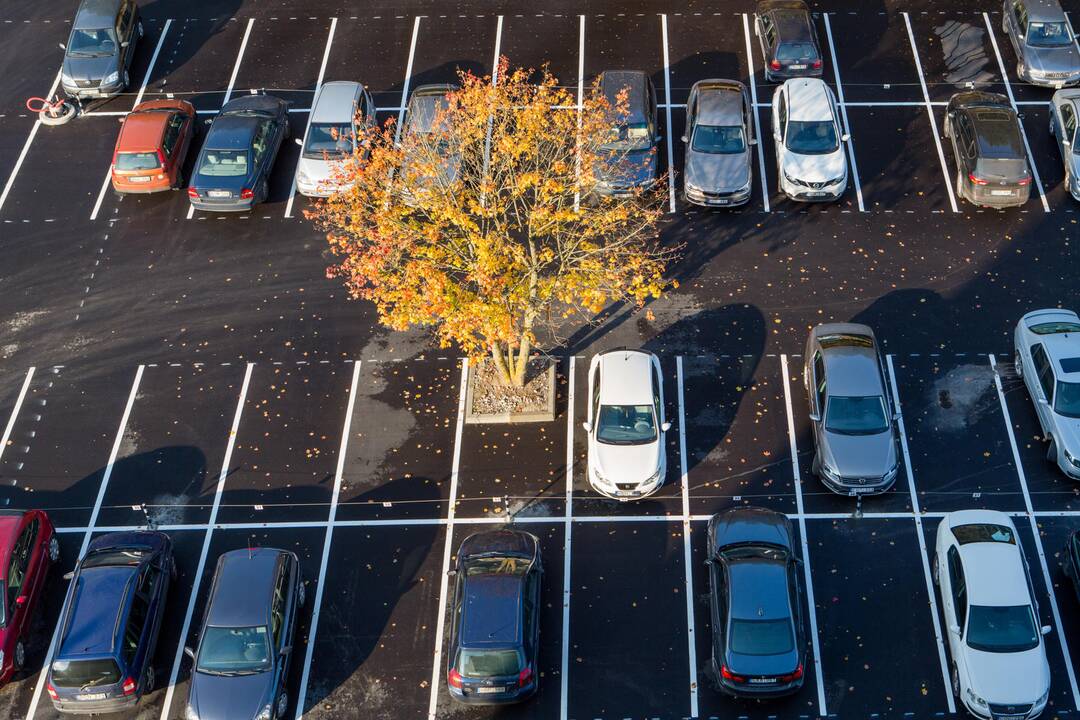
xmin=457 ymin=649 xmax=522 ymax=678
xmin=1027 ymin=21 xmax=1072 ymax=47
xmin=51 ymin=658 xmax=121 ymax=688
xmin=729 ymin=618 xmax=795 ymax=656
xmin=966 ymin=605 xmax=1039 ymax=653
xmin=785 ymin=120 xmax=838 ymax=154
xmin=199 ymin=150 xmax=249 ymax=177
xmin=115 ymin=152 xmax=161 ymax=171
xmin=464 ymin=556 xmax=530 ymax=577
xmin=80 ymin=548 xmax=148 ymax=568
xmin=825 ymin=396 xmax=889 ymax=435
xmin=196 ymin=626 xmax=272 ymax=674
xmin=1055 ymin=380 xmax=1080 ymax=418
xmin=692 ymin=125 xmax=746 ymax=154
xmin=303 ymin=122 xmax=353 ymax=159
xmin=68 ymin=28 xmax=117 ymax=57
xmin=602 ymin=122 xmax=652 ymax=151
xmin=777 ymin=42 xmax=817 ymax=63
xmin=596 ymin=404 xmax=657 ymax=444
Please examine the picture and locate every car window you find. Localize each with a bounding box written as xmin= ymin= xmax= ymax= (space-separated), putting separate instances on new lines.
xmin=162 ymin=114 xmax=185 ymax=157
xmin=5 ymin=520 xmax=37 ymax=620
xmin=1031 ymin=344 xmax=1055 ymax=400
xmin=777 ymin=95 xmax=788 ymax=137
xmin=1014 ymin=0 xmax=1028 ymax=29
xmin=457 ymin=648 xmax=522 ymax=678
xmin=973 ymin=111 xmax=1024 ymax=159
xmin=252 ymin=121 xmax=270 ymax=162
xmin=785 ymin=120 xmax=839 ymax=155
xmin=1064 ymin=104 xmax=1078 ymax=143
xmin=1031 ymin=321 xmax=1080 ymax=334
xmin=1056 ymin=380 xmax=1080 ymax=418
xmin=51 ymin=658 xmax=122 ymax=688
xmin=762 ymin=15 xmax=776 ymax=46
xmin=196 ymin=626 xmax=272 ymax=673
xmin=952 ymin=523 xmax=1015 ymax=545
xmin=966 ymin=605 xmax=1039 ymax=653
xmin=125 ymin=592 xmax=149 ymax=664
xmin=824 ymin=396 xmax=889 ymax=435
xmin=813 ymin=351 xmax=826 ymax=412
xmin=596 ymin=405 xmax=657 ymax=444
xmin=729 ymin=618 xmax=795 ymax=656
xmin=116 ymin=2 xmax=132 ymax=39
xmin=464 ymin=556 xmax=530 ymax=576
xmin=777 ymin=42 xmax=816 ymax=63
xmin=271 ymin=568 xmax=286 ymax=648
xmin=138 ymin=564 xmax=160 ymax=598
xmin=947 ymin=546 xmax=967 ymax=630
xmin=956 ymin=114 xmax=976 ymax=159
xmin=1027 ymin=21 xmax=1071 ymax=47
xmin=591 ymin=365 xmax=601 ymax=419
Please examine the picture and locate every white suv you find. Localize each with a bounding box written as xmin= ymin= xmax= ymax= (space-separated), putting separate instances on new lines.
xmin=934 ymin=510 xmax=1051 ymax=720
xmin=1014 ymin=308 xmax=1080 ymax=480
xmin=583 ymin=349 xmax=670 ymax=500
xmin=771 ymin=77 xmax=848 ymax=202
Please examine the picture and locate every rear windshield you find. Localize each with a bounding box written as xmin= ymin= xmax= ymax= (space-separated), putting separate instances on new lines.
xmin=457 ymin=648 xmax=522 ymax=678
xmin=729 ymin=619 xmax=795 ymax=656
xmin=602 ymin=123 xmax=652 ymax=152
xmin=692 ymin=125 xmax=746 ymax=154
xmin=973 ymin=113 xmax=1024 ymax=158
xmin=952 ymin=523 xmax=1016 ymax=545
xmin=465 ymin=556 xmax=530 ymax=577
xmin=777 ymin=42 xmax=817 ymax=63
xmin=51 ymin=658 xmax=121 ymax=688
xmin=1031 ymin=322 xmax=1080 ymax=335
xmin=1027 ymin=21 xmax=1072 ymax=47
xmin=199 ymin=150 xmax=249 ymax=177
xmin=303 ymin=122 xmax=353 ymax=159
xmin=115 ymin=152 xmax=161 ymax=171
xmin=975 ymin=158 xmax=1028 ymax=180
xmin=1056 ymin=380 xmax=1080 ymax=418
xmin=785 ymin=120 xmax=838 ymax=155
xmin=196 ymin=626 xmax=272 ymax=674
xmin=966 ymin=605 xmax=1039 ymax=653
xmin=825 ymin=396 xmax=889 ymax=435
xmin=68 ymin=28 xmax=116 ymax=57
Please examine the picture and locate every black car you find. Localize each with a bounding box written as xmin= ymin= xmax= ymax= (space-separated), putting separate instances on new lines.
xmin=446 ymin=529 xmax=541 ymax=704
xmin=188 ymin=95 xmax=291 ymax=212
xmin=60 ymin=0 xmax=142 ymax=100
xmin=594 ymin=70 xmax=660 ymax=198
xmin=706 ymin=508 xmax=805 ymax=697
xmin=47 ymin=531 xmax=174 ymax=714
xmin=184 ymin=548 xmax=305 ymax=720
xmin=944 ymin=91 xmax=1032 ymax=208
xmin=756 ymin=0 xmax=823 ymax=82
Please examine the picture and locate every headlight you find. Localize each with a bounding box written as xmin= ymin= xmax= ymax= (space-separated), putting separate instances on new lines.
xmin=1037 ymin=687 xmax=1050 ymax=705
xmin=297 ymin=168 xmax=310 ymax=184
xmin=644 ymin=468 xmax=662 ymax=486
xmin=184 ymin=706 xmax=199 ymax=720
xmin=254 ymin=704 xmax=273 ymax=720
xmin=591 ymin=465 xmax=606 ymax=484
xmin=820 ymin=463 xmax=842 ymax=483
xmin=966 ymin=688 xmax=988 ymax=707
xmin=884 ymin=463 xmax=899 ymax=481
xmin=61 ymin=73 xmax=73 ymax=86
xmin=1065 ymin=448 xmax=1080 ymax=469
xmin=103 ymin=71 xmax=120 ymax=86
xmin=783 ymin=169 xmax=798 ymax=184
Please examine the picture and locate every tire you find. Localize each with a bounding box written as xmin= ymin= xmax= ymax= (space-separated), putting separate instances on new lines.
xmin=955 ymin=171 xmax=965 ymax=204
xmin=284 ymin=121 xmax=291 ymax=140
xmin=811 ymin=453 xmax=821 ymax=478
xmin=1048 ymin=437 xmax=1058 ymax=464
xmin=951 ymin=664 xmax=960 ymax=698
xmin=275 ymin=692 xmax=288 ymax=719
xmin=932 ymin=553 xmax=940 ymax=586
xmin=144 ymin=665 xmax=155 ymax=693
xmin=13 ymin=640 xmax=25 ymax=670
xmin=170 ymin=557 xmax=178 ymax=581
xmin=173 ymin=170 xmax=185 ymax=190
xmin=48 ymin=536 xmax=60 ymax=563
xmin=943 ymin=117 xmax=951 ymax=139
xmin=137 ymin=20 xmax=144 ymax=38
xmin=1015 ymin=352 xmax=1024 ymax=379
xmin=298 ymin=581 xmax=306 ymax=608
xmin=260 ymin=178 xmax=270 ymax=204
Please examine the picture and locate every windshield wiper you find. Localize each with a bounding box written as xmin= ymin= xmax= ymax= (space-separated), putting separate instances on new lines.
xmin=79 ymin=672 xmax=112 ymax=691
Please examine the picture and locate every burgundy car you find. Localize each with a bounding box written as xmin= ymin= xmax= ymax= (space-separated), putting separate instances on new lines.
xmin=0 ymin=510 xmax=58 ymax=683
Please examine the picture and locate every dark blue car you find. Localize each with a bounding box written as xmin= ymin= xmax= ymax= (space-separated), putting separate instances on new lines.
xmin=446 ymin=529 xmax=541 ymax=705
xmin=47 ymin=531 xmax=174 ymax=714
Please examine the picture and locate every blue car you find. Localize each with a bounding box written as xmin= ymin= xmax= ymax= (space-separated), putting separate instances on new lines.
xmin=47 ymin=531 xmax=174 ymax=714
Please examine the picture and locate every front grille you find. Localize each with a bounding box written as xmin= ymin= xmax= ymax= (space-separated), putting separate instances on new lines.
xmin=615 ymin=482 xmax=638 ymax=491
xmin=791 ymin=176 xmax=843 ymax=189
xmin=989 ymin=703 xmax=1031 ymax=720
xmin=74 ymin=79 xmax=98 ymax=88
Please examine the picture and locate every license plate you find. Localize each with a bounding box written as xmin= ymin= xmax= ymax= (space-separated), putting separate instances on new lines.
xmin=749 ymin=677 xmax=777 ymax=684
xmin=990 ymin=189 xmax=1014 ymax=196
xmin=789 ymin=64 xmax=807 ymax=70
xmin=996 ymin=715 xmax=1025 ymax=720
xmin=708 ymin=198 xmax=730 ymax=205
xmin=128 ymin=176 xmax=151 ymax=183
xmin=849 ymin=487 xmax=875 ymax=495
xmin=76 ymin=693 xmax=107 ymax=701
xmin=616 ymin=490 xmax=637 ymax=497
xmin=807 ymin=191 xmax=828 ymax=198
xmin=476 ymin=686 xmax=505 ymax=694
xmin=208 ymin=190 xmax=231 ymax=198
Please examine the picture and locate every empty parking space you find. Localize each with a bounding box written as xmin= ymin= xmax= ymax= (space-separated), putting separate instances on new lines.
xmin=336 ymin=359 xmax=461 ymax=522
xmin=500 ymin=13 xmax=580 ymax=92
xmin=582 ymin=14 xmax=663 ymax=96
xmin=567 ymin=520 xmax=689 ymax=720
xmin=321 ymin=16 xmax=415 ymax=108
xmin=1022 ymin=104 xmax=1069 ymax=206
xmin=141 ymin=18 xmax=250 ymax=113
xmin=0 ymin=24 xmax=64 ymax=117
xmin=215 ymin=363 xmax=354 ymax=524
xmin=666 ymin=11 xmax=748 ymax=105
xmin=815 ymin=11 xmax=922 ymax=104
xmin=409 ymin=15 xmax=500 ymax=90
xmin=907 ymin=12 xmax=1007 ymax=104
xmin=891 ymin=355 xmax=1026 ymax=512
xmin=813 ymin=517 xmax=949 ymax=717
xmin=228 ymin=18 xmax=333 ymax=108
xmin=1034 ymin=515 xmax=1080 ymax=707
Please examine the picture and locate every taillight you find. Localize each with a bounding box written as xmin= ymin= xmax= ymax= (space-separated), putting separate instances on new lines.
xmin=187 ymin=187 xmax=199 ymax=198
xmin=518 ymin=667 xmax=534 ymax=687
xmin=769 ymin=59 xmax=781 ymax=71
xmin=122 ymin=676 xmax=137 ymax=696
xmin=447 ymin=669 xmax=463 ymax=689
xmin=812 ymin=58 xmax=823 ymax=69
xmin=156 ymin=149 xmax=166 ymax=167
xmin=968 ymin=173 xmax=989 ymax=186
xmin=240 ymin=188 xmax=254 ymax=199
xmin=1018 ymin=176 xmax=1032 ymax=186
xmin=47 ymin=683 xmax=58 ymax=700
xmin=720 ymin=665 xmax=746 ymax=683
xmin=779 ymin=663 xmax=805 ymax=682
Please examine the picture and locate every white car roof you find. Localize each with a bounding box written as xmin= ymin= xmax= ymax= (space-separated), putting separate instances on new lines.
xmin=785 ymin=78 xmax=833 ymax=122
xmin=311 ymin=81 xmax=361 ymax=124
xmin=598 ymin=350 xmax=655 ymax=406
xmin=946 ymin=511 xmax=1031 ymax=606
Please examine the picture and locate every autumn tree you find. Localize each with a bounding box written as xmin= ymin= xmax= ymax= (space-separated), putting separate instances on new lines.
xmin=307 ymin=58 xmax=678 ymax=387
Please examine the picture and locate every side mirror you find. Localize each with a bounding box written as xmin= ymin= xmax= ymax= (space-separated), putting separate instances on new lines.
xmin=294 ymin=138 xmax=303 ymax=146
xmin=808 ymin=413 xmax=821 ymax=422
xmin=63 ymin=571 xmax=74 ymax=581
xmin=280 ymin=645 xmax=292 ymax=656
xmin=204 ymin=118 xmax=213 ymax=126
xmin=654 ymin=135 xmax=663 ymax=143
xmin=59 ymin=42 xmax=66 ymax=50
xmin=447 ymin=569 xmax=457 ymax=577
xmin=1065 ymin=140 xmax=1072 ymax=148
xmin=949 ymin=624 xmax=961 ymax=636
xmin=841 ymin=133 xmax=851 ymax=142
xmin=121 ymin=40 xmax=130 ymax=48
xmin=661 ymin=421 xmax=672 ymax=432
xmin=1042 ymin=625 xmax=1052 ymax=636
xmin=15 ymin=595 xmax=27 ymax=607
xmin=704 ymin=558 xmax=714 ymax=566
xmin=184 ymin=646 xmax=195 ymax=660
xmin=893 ymin=412 xmax=901 ymax=421
xmin=680 ymin=135 xmax=688 ymax=143
xmin=581 ymin=421 xmax=592 ymax=432
xmin=1039 ymin=397 xmax=1050 ymax=406
xmin=749 ymin=137 xmax=758 ymax=146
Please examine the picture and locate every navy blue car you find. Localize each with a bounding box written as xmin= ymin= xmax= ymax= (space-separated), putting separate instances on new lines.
xmin=446 ymin=529 xmax=541 ymax=705
xmin=47 ymin=531 xmax=174 ymax=714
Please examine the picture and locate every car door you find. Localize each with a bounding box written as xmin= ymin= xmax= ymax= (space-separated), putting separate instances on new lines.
xmin=117 ymin=1 xmax=136 ymax=72
xmin=250 ymin=120 xmax=271 ymax=188
xmin=523 ymin=568 xmax=540 ymax=667
xmin=137 ymin=560 xmax=164 ymax=675
xmin=1057 ymin=101 xmax=1078 ymax=177
xmin=124 ymin=579 xmax=150 ymax=684
xmin=941 ymin=545 xmax=968 ymax=667
xmin=1030 ymin=344 xmax=1057 ymax=433
xmin=683 ymin=88 xmax=697 ymax=145
xmin=810 ymin=350 xmax=827 ymax=449
xmin=6 ymin=518 xmax=37 ymax=641
xmin=160 ymin=112 xmax=186 ymax=184
xmin=646 ymin=81 xmax=659 ymax=146
xmin=1009 ymin=1 xmax=1029 ymax=60
xmin=773 ymin=89 xmax=787 ymax=161
xmin=586 ymin=355 xmax=602 ymax=430
xmin=742 ymin=86 xmax=755 ymax=145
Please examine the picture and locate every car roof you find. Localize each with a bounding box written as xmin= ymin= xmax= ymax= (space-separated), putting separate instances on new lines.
xmin=312 ymin=81 xmax=361 ymax=124
xmin=206 ymin=115 xmax=260 ymax=150
xmin=118 ymin=110 xmax=170 ymax=153
xmin=784 ymin=78 xmax=832 ymax=121
xmin=1025 ymin=0 xmax=1067 ymax=23
xmin=206 ymin=548 xmax=283 ymax=627
xmin=728 ymin=559 xmax=792 ymax=620
xmin=763 ymin=1 xmax=814 ymax=41
xmin=958 ymin=542 xmax=1032 ymax=606
xmin=816 ymin=328 xmax=883 ymax=396
xmin=599 ymin=70 xmax=649 ymax=122
xmin=597 ymin=349 xmax=655 ymax=405
xmin=74 ymin=0 xmax=120 ymax=29
xmin=696 ymin=84 xmax=744 ymax=126
xmin=1037 ymin=329 xmax=1080 ymax=376
xmin=460 ymin=574 xmax=523 ymax=647
xmin=59 ymin=566 xmax=135 ymax=658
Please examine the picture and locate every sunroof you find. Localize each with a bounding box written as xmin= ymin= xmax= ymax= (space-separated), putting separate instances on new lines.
xmin=1060 ymin=357 xmax=1080 ymax=374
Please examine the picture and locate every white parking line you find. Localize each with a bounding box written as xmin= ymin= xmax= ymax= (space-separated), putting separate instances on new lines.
xmin=158 ymin=362 xmax=253 ymax=720
xmin=480 ymin=15 xmax=503 ymax=193
xmin=293 ymin=359 xmax=362 ymax=720
xmin=283 ymin=17 xmax=338 ymax=220
xmin=988 ymin=353 xmax=1080 ymax=708
xmin=983 ymin=13 xmax=1051 ymax=214
xmin=560 ymin=356 xmax=575 ymax=720
xmin=902 ymin=12 xmax=960 ymax=214
xmin=0 ymin=69 xmax=61 ymax=218
xmin=675 ymin=357 xmax=697 ymax=718
xmin=24 ymin=365 xmax=145 ymax=720
xmin=779 ymin=355 xmax=827 ymax=717
xmin=426 ymin=359 xmax=469 ymax=720
xmin=395 ymin=16 xmax=422 ymax=145
xmin=822 ymin=13 xmax=865 ymax=213
xmin=885 ymin=354 xmax=958 ymax=714
xmin=660 ymin=14 xmax=677 ymax=214
xmin=0 ymin=367 xmax=34 ymax=465
xmin=90 ymin=19 xmax=174 ymax=221
xmin=742 ymin=13 xmax=770 ymax=212
xmin=573 ymin=14 xmax=585 ymax=212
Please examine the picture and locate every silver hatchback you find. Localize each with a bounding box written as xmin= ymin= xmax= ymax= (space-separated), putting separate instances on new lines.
xmin=1002 ymin=0 xmax=1080 ymax=87
xmin=803 ymin=324 xmax=900 ymax=496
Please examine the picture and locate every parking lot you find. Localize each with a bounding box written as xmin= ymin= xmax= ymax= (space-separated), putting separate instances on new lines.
xmin=2 ymin=1 xmax=1080 ymax=719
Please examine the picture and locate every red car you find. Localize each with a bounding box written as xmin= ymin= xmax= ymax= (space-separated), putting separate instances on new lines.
xmin=111 ymin=99 xmax=196 ymax=193
xmin=0 ymin=510 xmax=58 ymax=684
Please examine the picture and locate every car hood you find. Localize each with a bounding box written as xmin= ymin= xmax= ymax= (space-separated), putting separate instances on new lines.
xmin=780 ymin=147 xmax=846 ymax=182
xmin=598 ymin=149 xmax=658 ymax=188
xmin=297 ymin=156 xmax=335 ymax=184
xmin=821 ymin=429 xmax=896 ymax=478
xmin=593 ymin=439 xmax=661 ymax=484
xmin=1025 ymin=44 xmax=1080 ymax=74
xmin=1055 ymin=417 xmax=1080 ymax=456
xmin=684 ymin=149 xmax=750 ymax=192
xmin=966 ymin=645 xmax=1049 ymax=706
xmin=63 ymin=54 xmax=117 ymax=82
xmin=188 ymin=670 xmax=274 ymax=720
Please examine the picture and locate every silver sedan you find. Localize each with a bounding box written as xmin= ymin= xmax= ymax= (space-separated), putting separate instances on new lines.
xmin=681 ymin=80 xmax=755 ymax=207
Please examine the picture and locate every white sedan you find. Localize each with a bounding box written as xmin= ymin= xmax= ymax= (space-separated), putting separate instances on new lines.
xmin=583 ymin=349 xmax=670 ymax=500
xmin=934 ymin=510 xmax=1051 ymax=720
xmin=771 ymin=77 xmax=848 ymax=202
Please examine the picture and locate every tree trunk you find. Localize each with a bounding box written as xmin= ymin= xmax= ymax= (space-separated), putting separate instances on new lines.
xmin=511 ymin=334 xmax=531 ymax=387
xmin=490 ymin=344 xmax=513 ymax=386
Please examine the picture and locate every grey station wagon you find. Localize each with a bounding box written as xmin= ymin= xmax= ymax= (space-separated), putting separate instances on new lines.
xmin=682 ymin=80 xmax=755 ymax=207
xmin=944 ymin=91 xmax=1032 ymax=208
xmin=755 ymin=0 xmax=823 ymax=82
xmin=1002 ymin=0 xmax=1080 ymax=87
xmin=803 ymin=323 xmax=900 ymax=496
xmin=61 ymin=0 xmax=142 ymax=100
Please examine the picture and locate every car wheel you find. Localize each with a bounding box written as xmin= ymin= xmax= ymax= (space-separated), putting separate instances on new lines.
xmin=1002 ymin=17 xmax=1009 ymax=34
xmin=298 ymin=581 xmax=306 ymax=608
xmin=144 ymin=665 xmax=155 ymax=693
xmin=122 ymin=69 xmax=130 ymax=89
xmin=955 ymin=171 xmax=965 ymax=203
xmin=260 ymin=178 xmax=270 ymax=204
xmin=275 ymin=692 xmax=288 ymax=719
xmin=284 ymin=121 xmax=291 ymax=140
xmin=951 ymin=664 xmax=960 ymax=697
xmin=170 ymin=557 xmax=178 ymax=581
xmin=48 ymin=536 xmax=60 ymax=563
xmin=14 ymin=640 xmax=26 ymax=670
xmin=1048 ymin=437 xmax=1058 ymax=464
xmin=943 ymin=117 xmax=951 ymax=139
xmin=1051 ymin=115 xmax=1057 ymax=136
xmin=931 ymin=553 xmax=940 ymax=586
xmin=1015 ymin=352 xmax=1024 ymax=379
xmin=811 ymin=453 xmax=821 ymax=477
xmin=137 ymin=20 xmax=144 ymax=38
